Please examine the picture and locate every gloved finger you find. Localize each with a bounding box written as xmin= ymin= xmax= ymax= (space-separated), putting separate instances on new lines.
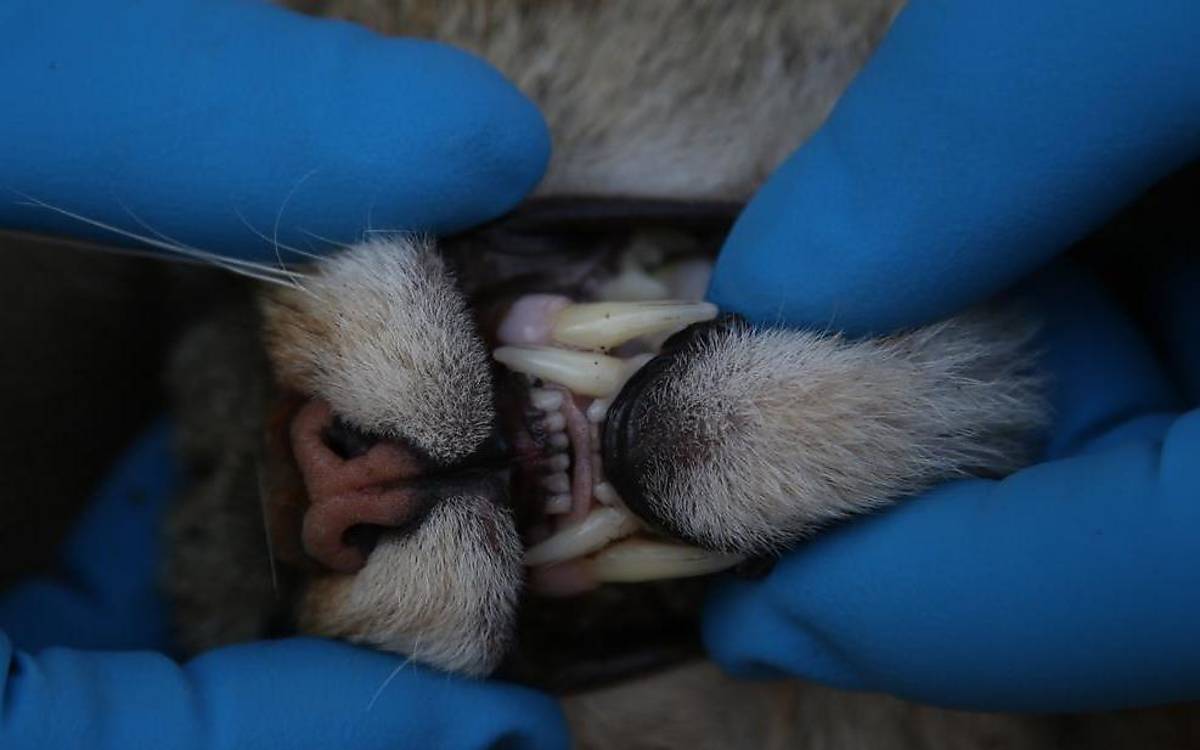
xmin=0 ymin=421 xmax=175 ymax=653
xmin=708 ymin=0 xmax=1200 ymax=335
xmin=1015 ymin=265 xmax=1182 ymax=460
xmin=1 ymin=635 xmax=569 ymax=750
xmin=0 ymin=0 xmax=549 ymax=263
xmin=704 ymin=409 xmax=1200 ymax=712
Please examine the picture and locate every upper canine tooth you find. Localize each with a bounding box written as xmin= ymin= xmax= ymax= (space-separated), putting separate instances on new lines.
xmin=494 ymin=346 xmax=631 ymax=397
xmin=551 ymin=301 xmax=718 ymax=350
xmin=587 ymin=539 xmax=745 ymax=582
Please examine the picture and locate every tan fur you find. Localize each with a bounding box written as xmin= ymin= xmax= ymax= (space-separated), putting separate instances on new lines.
xmin=301 ymin=0 xmax=903 ymax=199
xmin=298 ymin=495 xmax=523 ymax=676
xmin=260 ymin=237 xmax=494 ymax=463
xmin=635 ymin=310 xmax=1046 ymax=552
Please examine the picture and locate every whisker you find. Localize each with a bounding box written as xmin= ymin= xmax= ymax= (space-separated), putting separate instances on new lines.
xmin=272 ymin=168 xmax=320 ymax=288
xmin=299 ymin=227 xmax=345 ymax=249
xmin=366 ymin=639 xmax=419 ymax=712
xmin=235 ymin=208 xmax=322 ymax=261
xmin=116 ymin=198 xmax=313 ymax=284
xmin=10 ymin=192 xmax=305 ymax=288
xmin=0 ymin=228 xmax=231 ymax=269
xmin=256 ymin=464 xmax=280 ymax=596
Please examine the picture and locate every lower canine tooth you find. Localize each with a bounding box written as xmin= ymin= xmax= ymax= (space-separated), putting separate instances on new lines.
xmin=588 ymin=539 xmax=745 ymax=582
xmin=494 ymin=346 xmax=632 ymax=398
xmin=524 ymin=506 xmax=641 ymax=566
xmin=551 ymin=301 xmax=718 ymax=350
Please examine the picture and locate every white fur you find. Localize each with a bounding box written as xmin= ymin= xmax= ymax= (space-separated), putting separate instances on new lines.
xmin=313 ymin=0 xmax=903 ymax=200
xmin=638 ymin=310 xmax=1048 ymax=553
xmin=260 ymin=237 xmax=494 ymax=463
xmin=298 ymin=495 xmax=523 ymax=676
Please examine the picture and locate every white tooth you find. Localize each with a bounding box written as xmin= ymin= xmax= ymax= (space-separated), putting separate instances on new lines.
xmin=542 ymin=472 xmax=570 ymax=494
xmin=544 ymin=453 xmax=570 ymax=472
xmin=494 ymin=346 xmax=631 ymax=398
xmin=543 ymin=412 xmax=566 ymax=432
xmin=596 ymin=266 xmax=670 ymax=302
xmin=587 ymin=399 xmax=610 ymax=424
xmin=530 ymin=388 xmax=564 ymax=411
xmin=549 ymin=433 xmax=570 ymax=450
xmin=551 ymin=301 xmax=718 ymax=351
xmin=588 ymin=539 xmax=745 ymax=582
xmin=544 ymin=493 xmax=572 ymax=515
xmin=524 ymin=506 xmax=641 ymax=566
xmin=593 ymin=481 xmax=620 ymax=506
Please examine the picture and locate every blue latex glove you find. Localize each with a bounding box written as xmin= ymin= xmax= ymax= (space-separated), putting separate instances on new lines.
xmin=0 ymin=422 xmax=568 ymax=749
xmin=1 ymin=1 xmax=564 ymax=746
xmin=704 ymin=0 xmax=1200 ymax=712
xmin=0 ymin=0 xmax=549 ymax=262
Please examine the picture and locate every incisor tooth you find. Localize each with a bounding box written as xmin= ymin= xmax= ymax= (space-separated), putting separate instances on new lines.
xmin=551 ymin=301 xmax=718 ymax=350
xmin=524 ymin=506 xmax=641 ymax=566
xmin=545 ymin=494 xmax=572 ymax=515
xmin=530 ymin=388 xmax=564 ymax=412
xmin=588 ymin=539 xmax=745 ymax=582
xmin=542 ymin=472 xmax=570 ymax=494
xmin=494 ymin=346 xmax=635 ymax=398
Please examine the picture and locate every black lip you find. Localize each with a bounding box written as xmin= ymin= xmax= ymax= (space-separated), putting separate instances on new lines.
xmin=601 ymin=315 xmax=750 ymax=542
xmin=600 ymin=349 xmax=677 ymax=536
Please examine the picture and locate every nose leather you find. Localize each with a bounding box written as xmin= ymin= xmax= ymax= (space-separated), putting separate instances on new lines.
xmin=290 ymin=399 xmax=428 ymax=573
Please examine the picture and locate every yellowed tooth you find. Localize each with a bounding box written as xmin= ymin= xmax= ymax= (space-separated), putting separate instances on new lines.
xmin=551 ymin=301 xmax=718 ymax=351
xmin=588 ymin=539 xmax=745 ymax=582
xmin=494 ymin=346 xmax=633 ymax=397
xmin=523 ymin=506 xmax=641 ymax=566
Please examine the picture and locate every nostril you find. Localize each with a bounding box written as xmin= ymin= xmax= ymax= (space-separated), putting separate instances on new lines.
xmin=322 ymin=416 xmax=380 ymax=460
xmin=342 ymin=523 xmax=384 ymax=561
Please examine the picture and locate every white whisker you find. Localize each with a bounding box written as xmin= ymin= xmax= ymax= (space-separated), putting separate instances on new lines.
xmin=365 ymin=640 xmax=419 ymax=712
xmin=272 ymin=168 xmax=319 ymax=288
xmin=10 ymin=192 xmax=305 ymax=288
xmin=235 ymin=208 xmax=322 ymax=261
xmin=256 ymin=465 xmax=280 ymax=596
xmin=299 ymin=227 xmax=344 ymax=250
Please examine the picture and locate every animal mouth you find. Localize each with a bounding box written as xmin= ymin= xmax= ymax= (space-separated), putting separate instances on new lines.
xmin=483 ymin=219 xmax=747 ymax=595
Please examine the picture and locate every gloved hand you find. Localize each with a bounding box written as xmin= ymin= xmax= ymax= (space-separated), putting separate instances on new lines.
xmin=1 ymin=1 xmax=564 ymax=747
xmin=0 ymin=423 xmax=567 ymax=748
xmin=704 ymin=0 xmax=1200 ymax=712
xmin=0 ymin=0 xmax=549 ymax=262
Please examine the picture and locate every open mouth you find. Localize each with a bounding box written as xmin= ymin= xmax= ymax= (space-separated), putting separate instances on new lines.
xmin=481 ymin=206 xmax=748 ymax=595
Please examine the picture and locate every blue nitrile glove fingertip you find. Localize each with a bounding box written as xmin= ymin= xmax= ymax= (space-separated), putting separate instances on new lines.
xmin=0 ymin=420 xmax=176 ymax=652
xmin=709 ymin=0 xmax=1200 ymax=334
xmin=1 ymin=0 xmax=551 ymax=261
xmin=703 ymin=573 xmax=866 ymax=691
